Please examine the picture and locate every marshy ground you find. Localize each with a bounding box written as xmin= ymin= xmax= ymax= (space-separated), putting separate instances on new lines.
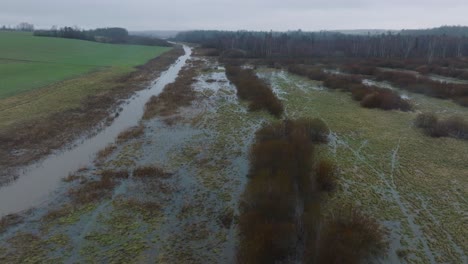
xmin=0 ymin=51 xmax=467 ymax=263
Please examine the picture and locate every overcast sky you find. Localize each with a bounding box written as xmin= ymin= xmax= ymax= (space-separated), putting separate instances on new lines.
xmin=1 ymin=0 xmax=468 ymax=31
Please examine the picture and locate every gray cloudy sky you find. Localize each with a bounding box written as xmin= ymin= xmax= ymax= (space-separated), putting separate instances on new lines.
xmin=1 ymin=0 xmax=468 ymax=31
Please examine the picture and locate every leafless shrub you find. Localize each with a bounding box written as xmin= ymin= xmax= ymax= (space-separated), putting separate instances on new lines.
xmin=315 ymin=207 xmax=388 ymax=264
xmin=415 ymin=113 xmax=468 ymax=140
xmin=316 ymin=159 xmax=337 ymax=193
xmin=226 ymin=65 xmax=284 ymax=117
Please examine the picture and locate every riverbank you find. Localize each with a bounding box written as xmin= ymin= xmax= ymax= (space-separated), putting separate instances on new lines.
xmin=0 ymin=49 xmax=259 ymax=263
xmin=0 ymin=45 xmax=184 ymax=185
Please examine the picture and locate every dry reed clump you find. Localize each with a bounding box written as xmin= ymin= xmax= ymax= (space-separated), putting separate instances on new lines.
xmin=143 ymin=62 xmax=200 ymax=120
xmin=42 ymin=205 xmax=74 ymax=222
xmin=133 ymin=166 xmax=172 ymax=179
xmin=323 ymin=74 xmax=362 ymax=90
xmin=375 ymin=70 xmax=468 ymax=107
xmin=225 ymin=65 xmax=284 ymax=118
xmin=116 ymin=125 xmax=144 ymax=143
xmin=288 ymin=64 xmax=412 ymax=111
xmin=415 ymin=112 xmax=468 ymax=140
xmin=238 ymin=118 xmax=388 ymax=263
xmin=68 ymin=177 xmax=115 ymax=205
xmin=415 ymin=64 xmax=468 ymax=81
xmin=315 ymin=159 xmax=337 ymax=193
xmin=238 ymin=118 xmax=334 ymax=263
xmin=68 ymin=169 xmax=128 ymax=205
xmin=0 ymin=214 xmax=23 ymax=234
xmin=360 ymin=89 xmax=413 ymax=111
xmin=288 ymin=65 xmax=328 ymax=81
xmin=100 ymin=169 xmax=129 ymax=180
xmin=314 ymin=206 xmax=388 ymax=264
xmin=95 ymin=144 xmax=117 ymax=163
xmin=62 ymin=174 xmax=83 ymax=183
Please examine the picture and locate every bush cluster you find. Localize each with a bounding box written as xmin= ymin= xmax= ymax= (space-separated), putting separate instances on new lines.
xmin=313 ymin=206 xmax=389 ymax=264
xmin=375 ymin=70 xmax=468 ymax=107
xmin=226 ymin=65 xmax=284 ymax=117
xmin=238 ymin=119 xmax=388 ymax=263
xmin=415 ymin=113 xmax=468 ymax=140
xmin=238 ymin=119 xmax=331 ymax=262
xmin=288 ymin=65 xmax=412 ymax=111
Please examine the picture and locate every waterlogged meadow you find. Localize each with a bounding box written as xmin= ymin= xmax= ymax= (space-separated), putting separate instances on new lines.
xmin=0 ymin=45 xmax=466 ymax=264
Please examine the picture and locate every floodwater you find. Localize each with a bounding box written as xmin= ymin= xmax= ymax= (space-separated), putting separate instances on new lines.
xmin=0 ymin=45 xmax=192 ymax=217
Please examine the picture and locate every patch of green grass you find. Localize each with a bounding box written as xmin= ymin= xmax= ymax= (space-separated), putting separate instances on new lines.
xmin=0 ymin=31 xmax=171 ymax=98
xmin=0 ymin=67 xmax=127 ymax=130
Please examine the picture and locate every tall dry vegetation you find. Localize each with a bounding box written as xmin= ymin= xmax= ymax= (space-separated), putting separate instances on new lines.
xmin=288 ymin=65 xmax=412 ymax=111
xmin=68 ymin=169 xmax=129 ymax=205
xmin=143 ymin=61 xmax=200 ymax=120
xmin=374 ymin=70 xmax=468 ymax=107
xmin=225 ymin=65 xmax=284 ymax=117
xmin=238 ymin=118 xmax=387 ymax=263
xmin=294 ymin=60 xmax=468 ymax=108
xmin=314 ymin=207 xmax=389 ymax=264
xmin=415 ymin=112 xmax=468 ymax=140
xmin=342 ymin=57 xmax=468 ymax=81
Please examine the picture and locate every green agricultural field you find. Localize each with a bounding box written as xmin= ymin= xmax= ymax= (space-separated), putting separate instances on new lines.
xmin=0 ymin=31 xmax=171 ymax=98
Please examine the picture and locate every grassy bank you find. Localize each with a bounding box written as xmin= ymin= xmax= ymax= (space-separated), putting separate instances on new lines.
xmin=0 ymin=42 xmax=182 ymax=181
xmin=0 ymin=31 xmax=171 ymax=98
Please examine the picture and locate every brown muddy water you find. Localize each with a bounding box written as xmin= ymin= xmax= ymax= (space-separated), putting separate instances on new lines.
xmin=0 ymin=45 xmax=192 ymax=217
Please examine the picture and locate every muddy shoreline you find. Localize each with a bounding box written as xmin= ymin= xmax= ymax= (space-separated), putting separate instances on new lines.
xmin=0 ymin=46 xmax=184 ymax=185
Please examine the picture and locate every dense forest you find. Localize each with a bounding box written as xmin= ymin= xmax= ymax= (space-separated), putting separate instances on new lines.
xmin=401 ymin=26 xmax=468 ymax=37
xmin=34 ymin=27 xmax=172 ymax=47
xmin=174 ymin=27 xmax=468 ymax=61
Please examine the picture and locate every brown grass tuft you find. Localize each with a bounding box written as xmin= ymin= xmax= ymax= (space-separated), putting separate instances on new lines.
xmin=143 ymin=61 xmax=200 ymax=120
xmin=0 ymin=214 xmax=23 ymax=233
xmin=116 ymin=125 xmax=144 ymax=143
xmin=415 ymin=113 xmax=468 ymax=140
xmin=133 ymin=166 xmax=171 ymax=179
xmin=316 ymin=159 xmax=337 ymax=193
xmin=100 ymin=169 xmax=129 ymax=180
xmin=42 ymin=205 xmax=74 ymax=222
xmin=67 ymin=170 xmax=127 ymax=205
xmin=360 ymin=89 xmax=413 ymax=111
xmin=95 ymin=144 xmax=117 ymax=164
xmin=314 ymin=207 xmax=388 ymax=264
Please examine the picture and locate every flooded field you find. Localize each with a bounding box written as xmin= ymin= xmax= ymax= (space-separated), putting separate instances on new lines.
xmin=0 ymin=51 xmax=466 ymax=263
xmin=0 ymin=46 xmax=192 ymax=217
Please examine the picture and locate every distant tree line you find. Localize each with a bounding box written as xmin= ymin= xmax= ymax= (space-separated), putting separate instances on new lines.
xmin=1 ymin=22 xmax=34 ymax=32
xmin=401 ymin=26 xmax=468 ymax=37
xmin=34 ymin=26 xmax=172 ymax=47
xmin=174 ymin=27 xmax=468 ymax=61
